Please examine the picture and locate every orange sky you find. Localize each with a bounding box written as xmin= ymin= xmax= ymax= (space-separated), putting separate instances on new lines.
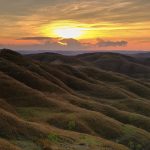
xmin=0 ymin=0 xmax=150 ymax=51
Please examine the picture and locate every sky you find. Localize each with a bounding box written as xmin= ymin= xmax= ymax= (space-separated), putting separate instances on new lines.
xmin=0 ymin=0 xmax=150 ymax=51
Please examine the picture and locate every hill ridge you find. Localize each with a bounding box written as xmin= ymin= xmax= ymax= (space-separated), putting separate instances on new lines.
xmin=0 ymin=49 xmax=150 ymax=150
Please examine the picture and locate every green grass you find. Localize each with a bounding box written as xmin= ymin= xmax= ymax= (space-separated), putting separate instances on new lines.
xmin=79 ymin=135 xmax=102 ymax=146
xmin=47 ymin=133 xmax=60 ymax=143
xmin=12 ymin=140 xmax=41 ymax=150
xmin=67 ymin=120 xmax=76 ymax=130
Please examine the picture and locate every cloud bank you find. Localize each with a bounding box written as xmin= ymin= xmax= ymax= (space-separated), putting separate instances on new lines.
xmin=0 ymin=37 xmax=128 ymax=51
xmin=97 ymin=40 xmax=128 ymax=47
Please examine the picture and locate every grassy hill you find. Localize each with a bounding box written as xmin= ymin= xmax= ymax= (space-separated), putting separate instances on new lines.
xmin=76 ymin=52 xmax=150 ymax=78
xmin=0 ymin=49 xmax=150 ymax=150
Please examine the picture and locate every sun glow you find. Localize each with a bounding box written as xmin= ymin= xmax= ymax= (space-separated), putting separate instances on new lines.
xmin=54 ymin=27 xmax=83 ymax=38
xmin=40 ymin=20 xmax=89 ymax=39
xmin=41 ymin=20 xmax=147 ymax=40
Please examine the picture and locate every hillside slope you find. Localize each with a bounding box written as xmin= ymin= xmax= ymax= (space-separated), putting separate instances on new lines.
xmin=0 ymin=49 xmax=150 ymax=150
xmin=76 ymin=52 xmax=150 ymax=78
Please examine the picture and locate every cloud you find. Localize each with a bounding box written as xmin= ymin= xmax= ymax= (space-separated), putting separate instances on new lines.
xmin=60 ymin=38 xmax=83 ymax=47
xmin=1 ymin=37 xmax=128 ymax=50
xmin=1 ymin=0 xmax=150 ymax=24
xmin=0 ymin=0 xmax=149 ymax=40
xmin=17 ymin=37 xmax=85 ymax=47
xmin=19 ymin=37 xmax=54 ymax=40
xmin=5 ymin=37 xmax=87 ymax=50
xmin=97 ymin=40 xmax=128 ymax=47
xmin=18 ymin=37 xmax=60 ymax=44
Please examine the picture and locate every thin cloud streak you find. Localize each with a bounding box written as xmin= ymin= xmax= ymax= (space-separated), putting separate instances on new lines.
xmin=97 ymin=40 xmax=128 ymax=47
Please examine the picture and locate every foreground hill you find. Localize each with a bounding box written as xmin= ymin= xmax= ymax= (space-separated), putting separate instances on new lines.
xmin=0 ymin=49 xmax=150 ymax=150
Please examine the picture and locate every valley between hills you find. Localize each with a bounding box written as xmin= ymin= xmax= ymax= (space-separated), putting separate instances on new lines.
xmin=0 ymin=49 xmax=150 ymax=150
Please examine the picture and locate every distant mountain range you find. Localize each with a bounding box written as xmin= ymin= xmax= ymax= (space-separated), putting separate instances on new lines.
xmin=0 ymin=49 xmax=150 ymax=150
xmin=15 ymin=49 xmax=150 ymax=56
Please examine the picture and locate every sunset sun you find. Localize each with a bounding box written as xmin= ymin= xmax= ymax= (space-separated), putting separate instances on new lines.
xmin=54 ymin=27 xmax=83 ymax=39
xmin=41 ymin=20 xmax=90 ymax=39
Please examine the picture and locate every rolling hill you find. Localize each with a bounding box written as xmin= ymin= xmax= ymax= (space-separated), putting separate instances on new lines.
xmin=0 ymin=49 xmax=150 ymax=150
xmin=76 ymin=52 xmax=150 ymax=78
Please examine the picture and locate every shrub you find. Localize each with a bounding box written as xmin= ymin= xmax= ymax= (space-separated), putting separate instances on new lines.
xmin=47 ymin=133 xmax=60 ymax=143
xmin=68 ymin=120 xmax=76 ymax=130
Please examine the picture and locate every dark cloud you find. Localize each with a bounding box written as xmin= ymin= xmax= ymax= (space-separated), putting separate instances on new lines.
xmin=19 ymin=37 xmax=54 ymax=40
xmin=5 ymin=37 xmax=87 ymax=50
xmin=97 ymin=40 xmax=128 ymax=47
xmin=18 ymin=37 xmax=60 ymax=45
xmin=18 ymin=37 xmax=86 ymax=47
xmin=60 ymin=38 xmax=82 ymax=47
